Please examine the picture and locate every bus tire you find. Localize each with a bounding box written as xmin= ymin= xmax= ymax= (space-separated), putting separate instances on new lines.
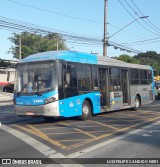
xmin=80 ymin=100 xmax=92 ymax=121
xmin=132 ymin=96 xmax=140 ymax=111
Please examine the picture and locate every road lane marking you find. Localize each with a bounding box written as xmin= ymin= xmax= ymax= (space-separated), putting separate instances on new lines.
xmin=88 ymin=120 xmax=119 ymax=130
xmin=97 ymin=114 xmax=144 ymax=124
xmin=73 ymin=128 xmax=96 ymax=138
xmin=47 ymin=132 xmax=82 ymax=135
xmin=59 ymin=122 xmax=98 ymax=138
xmin=0 ymin=125 xmax=65 ymax=158
xmin=28 ymin=124 xmax=69 ymax=150
xmin=138 ymin=110 xmax=160 ymax=115
xmin=120 ymin=113 xmax=148 ymax=119
xmin=67 ymin=116 xmax=160 ymax=150
xmin=13 ymin=124 xmax=68 ymax=150
xmin=1 ymin=125 xmax=85 ymax=167
xmin=33 ymin=120 xmax=71 ymax=128
xmin=75 ymin=125 xmax=97 ymax=128
xmin=67 ymin=120 xmax=160 ymax=158
xmin=58 ymin=139 xmax=88 ymax=142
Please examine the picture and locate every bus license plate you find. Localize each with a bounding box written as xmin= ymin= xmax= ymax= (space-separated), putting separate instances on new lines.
xmin=26 ymin=112 xmax=34 ymax=116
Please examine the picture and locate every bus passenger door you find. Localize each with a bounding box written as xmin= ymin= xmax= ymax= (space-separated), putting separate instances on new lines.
xmin=99 ymin=69 xmax=109 ymax=109
xmin=121 ymin=70 xmax=129 ymax=105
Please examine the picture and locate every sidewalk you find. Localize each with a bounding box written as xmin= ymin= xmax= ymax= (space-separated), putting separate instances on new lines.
xmin=0 ymin=92 xmax=13 ymax=106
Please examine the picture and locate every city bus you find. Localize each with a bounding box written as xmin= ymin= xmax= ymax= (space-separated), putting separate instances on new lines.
xmin=13 ymin=50 xmax=154 ymax=120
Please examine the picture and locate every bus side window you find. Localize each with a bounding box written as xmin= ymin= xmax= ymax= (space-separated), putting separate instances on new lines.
xmin=64 ymin=63 xmax=77 ymax=88
xmin=92 ymin=66 xmax=98 ymax=90
xmin=77 ymin=64 xmax=92 ymax=91
xmin=109 ymin=67 xmax=121 ymax=91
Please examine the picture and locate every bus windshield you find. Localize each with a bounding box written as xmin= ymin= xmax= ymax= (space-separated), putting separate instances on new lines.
xmin=15 ymin=61 xmax=57 ymax=94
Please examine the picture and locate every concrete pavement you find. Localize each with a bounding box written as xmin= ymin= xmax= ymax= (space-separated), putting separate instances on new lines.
xmin=0 ymin=92 xmax=13 ymax=106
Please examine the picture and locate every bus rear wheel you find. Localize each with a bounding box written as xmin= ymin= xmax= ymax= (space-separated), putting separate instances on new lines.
xmin=132 ymin=96 xmax=140 ymax=111
xmin=80 ymin=100 xmax=92 ymax=121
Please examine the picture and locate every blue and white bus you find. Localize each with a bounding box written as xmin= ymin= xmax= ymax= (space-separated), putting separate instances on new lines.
xmin=14 ymin=50 xmax=154 ymax=120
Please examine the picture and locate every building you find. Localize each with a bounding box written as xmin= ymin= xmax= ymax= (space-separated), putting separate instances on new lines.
xmin=0 ymin=59 xmax=17 ymax=85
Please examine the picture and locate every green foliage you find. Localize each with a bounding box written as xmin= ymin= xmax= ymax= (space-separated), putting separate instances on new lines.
xmin=135 ymin=51 xmax=160 ymax=75
xmin=8 ymin=32 xmax=68 ymax=59
xmin=114 ymin=51 xmax=160 ymax=75
xmin=116 ymin=54 xmax=140 ymax=64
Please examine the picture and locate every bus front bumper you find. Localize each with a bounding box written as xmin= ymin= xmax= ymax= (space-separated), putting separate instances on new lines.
xmin=14 ymin=102 xmax=60 ymax=117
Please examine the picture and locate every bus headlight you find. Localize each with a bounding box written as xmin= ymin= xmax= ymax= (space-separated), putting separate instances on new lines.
xmin=45 ymin=96 xmax=56 ymax=104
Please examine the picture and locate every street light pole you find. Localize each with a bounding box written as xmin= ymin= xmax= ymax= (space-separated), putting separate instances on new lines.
xmin=103 ymin=0 xmax=108 ymax=57
xmin=103 ymin=14 xmax=148 ymax=57
xmin=108 ymin=16 xmax=149 ymax=39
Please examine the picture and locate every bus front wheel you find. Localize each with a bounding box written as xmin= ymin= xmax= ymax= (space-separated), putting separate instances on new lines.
xmin=132 ymin=96 xmax=140 ymax=111
xmin=80 ymin=100 xmax=92 ymax=121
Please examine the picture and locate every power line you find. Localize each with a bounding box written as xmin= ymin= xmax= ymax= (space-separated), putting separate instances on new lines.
xmin=121 ymin=36 xmax=160 ymax=46
xmin=124 ymin=0 xmax=160 ymax=34
xmin=130 ymin=0 xmax=160 ymax=32
xmin=117 ymin=0 xmax=160 ymax=36
xmin=0 ymin=15 xmax=142 ymax=54
xmin=8 ymin=0 xmax=102 ymax=24
xmin=7 ymin=0 xmax=151 ymax=44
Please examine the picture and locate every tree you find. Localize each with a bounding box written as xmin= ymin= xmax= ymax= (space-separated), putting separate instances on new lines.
xmin=8 ymin=32 xmax=68 ymax=59
xmin=134 ymin=51 xmax=160 ymax=75
xmin=115 ymin=54 xmax=139 ymax=64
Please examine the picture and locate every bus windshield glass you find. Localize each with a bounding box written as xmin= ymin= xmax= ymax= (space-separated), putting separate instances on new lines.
xmin=15 ymin=61 xmax=56 ymax=94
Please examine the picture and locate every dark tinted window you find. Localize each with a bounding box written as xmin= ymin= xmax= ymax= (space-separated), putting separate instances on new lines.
xmin=77 ymin=64 xmax=92 ymax=91
xmin=64 ymin=63 xmax=77 ymax=88
xmin=140 ymin=70 xmax=148 ymax=84
xmin=109 ymin=67 xmax=121 ymax=90
xmin=92 ymin=66 xmax=98 ymax=88
xmin=148 ymin=70 xmax=153 ymax=84
xmin=130 ymin=69 xmax=139 ymax=84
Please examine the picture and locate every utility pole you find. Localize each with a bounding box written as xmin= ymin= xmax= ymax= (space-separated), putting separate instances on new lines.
xmin=19 ymin=35 xmax=21 ymax=61
xmin=103 ymin=0 xmax=108 ymax=57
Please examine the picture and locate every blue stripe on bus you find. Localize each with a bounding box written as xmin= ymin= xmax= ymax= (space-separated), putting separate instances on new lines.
xmin=110 ymin=97 xmax=123 ymax=101
xmin=141 ymin=95 xmax=149 ymax=99
xmin=15 ymin=90 xmax=58 ymax=106
xmin=58 ymin=92 xmax=101 ymax=117
xmin=22 ymin=50 xmax=98 ymax=64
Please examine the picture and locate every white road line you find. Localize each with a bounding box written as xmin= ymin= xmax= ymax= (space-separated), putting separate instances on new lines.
xmin=0 ymin=125 xmax=84 ymax=167
xmin=1 ymin=125 xmax=64 ymax=158
xmin=2 ymin=121 xmax=160 ymax=167
xmin=67 ymin=120 xmax=160 ymax=158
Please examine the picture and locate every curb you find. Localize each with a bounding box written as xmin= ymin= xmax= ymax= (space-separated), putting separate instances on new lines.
xmin=0 ymin=100 xmax=13 ymax=103
xmin=0 ymin=101 xmax=13 ymax=106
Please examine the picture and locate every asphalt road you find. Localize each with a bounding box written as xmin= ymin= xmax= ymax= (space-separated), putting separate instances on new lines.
xmin=77 ymin=123 xmax=160 ymax=167
xmin=0 ymin=97 xmax=160 ymax=166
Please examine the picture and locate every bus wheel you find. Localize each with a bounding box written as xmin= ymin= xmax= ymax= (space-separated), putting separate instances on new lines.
xmin=132 ymin=96 xmax=140 ymax=111
xmin=80 ymin=100 xmax=92 ymax=121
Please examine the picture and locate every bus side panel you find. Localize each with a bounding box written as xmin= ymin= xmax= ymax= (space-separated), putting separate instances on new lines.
xmin=130 ymin=85 xmax=151 ymax=107
xmin=58 ymin=92 xmax=101 ymax=117
xmin=110 ymin=91 xmax=123 ymax=110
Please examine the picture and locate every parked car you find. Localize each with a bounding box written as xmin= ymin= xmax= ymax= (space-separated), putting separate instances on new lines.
xmin=3 ymin=83 xmax=14 ymax=93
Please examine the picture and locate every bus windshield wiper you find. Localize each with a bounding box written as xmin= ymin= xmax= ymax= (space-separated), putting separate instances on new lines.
xmin=35 ymin=90 xmax=42 ymax=96
xmin=17 ymin=85 xmax=27 ymax=96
